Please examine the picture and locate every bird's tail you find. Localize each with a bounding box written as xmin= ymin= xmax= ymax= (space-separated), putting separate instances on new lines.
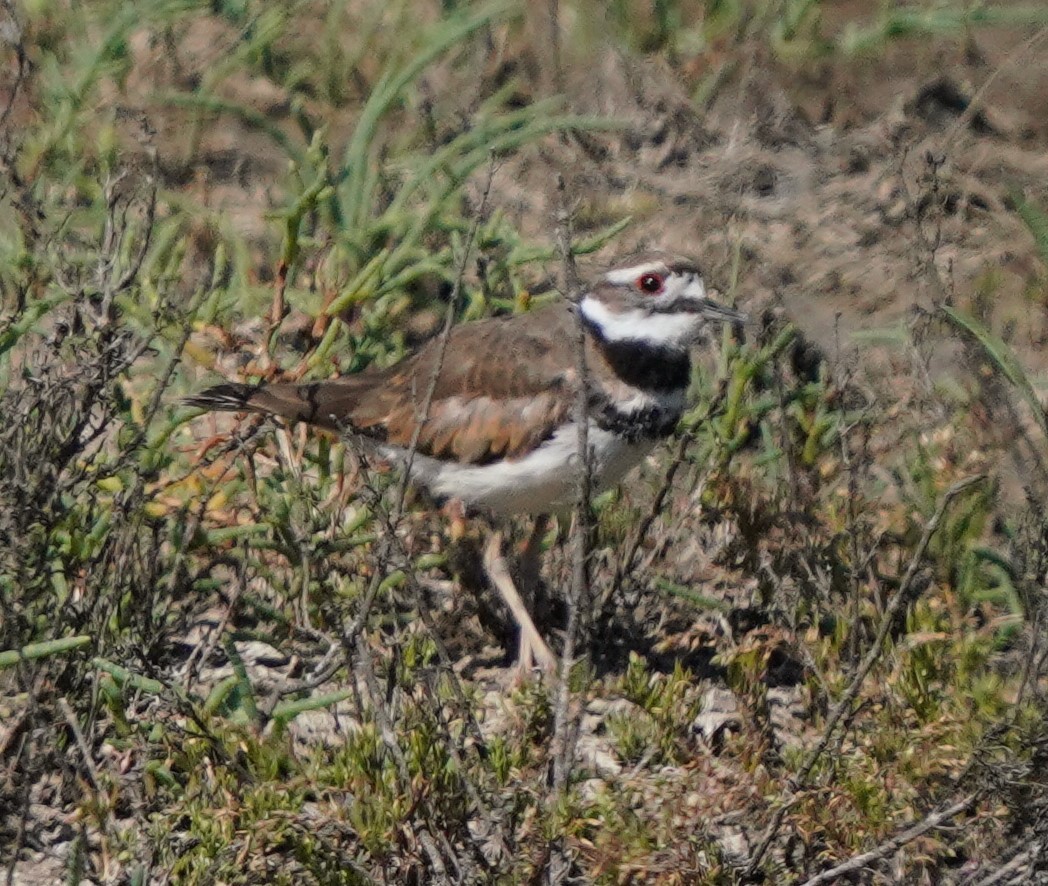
xmin=183 ymin=383 xmax=262 ymax=413
xmin=184 ymin=379 xmax=367 ymax=431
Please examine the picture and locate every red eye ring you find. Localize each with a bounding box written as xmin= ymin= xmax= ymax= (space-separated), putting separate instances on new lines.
xmin=637 ymin=273 xmax=664 ymax=294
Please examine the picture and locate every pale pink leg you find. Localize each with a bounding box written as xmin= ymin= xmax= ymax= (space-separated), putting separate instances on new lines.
xmin=482 ymin=528 xmax=556 ymax=674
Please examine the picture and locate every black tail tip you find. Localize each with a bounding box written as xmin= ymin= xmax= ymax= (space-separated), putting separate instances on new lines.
xmin=183 ymin=382 xmax=257 ymax=412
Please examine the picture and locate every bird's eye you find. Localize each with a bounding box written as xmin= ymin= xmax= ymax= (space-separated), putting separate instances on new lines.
xmin=637 ymin=273 xmax=664 ymax=294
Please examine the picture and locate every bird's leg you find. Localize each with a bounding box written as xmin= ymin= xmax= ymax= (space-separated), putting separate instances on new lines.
xmin=517 ymin=513 xmax=550 ymax=599
xmin=482 ymin=528 xmax=557 ymax=674
xmin=443 ymin=497 xmax=469 ymax=543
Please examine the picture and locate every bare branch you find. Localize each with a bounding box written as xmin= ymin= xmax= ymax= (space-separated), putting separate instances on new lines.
xmin=396 ymin=154 xmax=498 ymax=515
xmin=342 ymin=154 xmax=497 ymax=644
xmin=971 ymin=841 xmax=1044 ymax=886
xmin=602 ymin=419 xmax=702 ymax=614
xmin=550 ymin=173 xmax=591 ymax=799
xmin=801 ymin=794 xmax=978 ymax=886
xmin=112 ymin=133 xmax=159 ymax=295
xmin=331 ymin=157 xmax=510 ymax=871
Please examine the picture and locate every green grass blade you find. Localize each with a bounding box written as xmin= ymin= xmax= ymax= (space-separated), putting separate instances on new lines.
xmin=271 ymin=689 xmax=354 ymax=725
xmin=941 ymin=304 xmax=1048 ymax=441
xmin=0 ymin=636 xmax=92 ymax=668
xmin=339 ymin=0 xmax=516 ymax=229
xmin=1016 ymin=196 xmax=1048 ymax=266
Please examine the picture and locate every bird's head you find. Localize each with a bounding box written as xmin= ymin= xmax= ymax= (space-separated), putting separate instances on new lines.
xmin=580 ymin=252 xmax=746 ymax=349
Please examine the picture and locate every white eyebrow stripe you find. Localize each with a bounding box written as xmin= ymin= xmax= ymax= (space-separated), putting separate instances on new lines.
xmin=603 ymin=262 xmax=671 ymax=285
xmin=682 ymin=278 xmax=706 ymax=299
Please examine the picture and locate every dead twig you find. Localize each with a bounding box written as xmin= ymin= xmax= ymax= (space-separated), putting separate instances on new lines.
xmin=58 ymin=697 xmax=101 ymax=794
xmin=343 ymin=154 xmax=497 ymax=644
xmin=939 ymin=25 xmax=1048 ymax=152
xmin=334 ymin=157 xmax=509 ymax=873
xmin=398 ymin=156 xmax=498 ymax=514
xmin=801 ymin=794 xmax=978 ymax=886
xmin=603 ymin=416 xmax=707 ymax=613
xmin=971 ymin=841 xmax=1043 ymax=886
xmin=550 ymin=172 xmax=592 ymax=802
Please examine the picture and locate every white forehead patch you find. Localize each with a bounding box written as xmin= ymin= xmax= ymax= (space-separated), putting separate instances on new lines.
xmin=682 ymin=277 xmax=707 ymax=299
xmin=603 ymin=262 xmax=671 ymax=286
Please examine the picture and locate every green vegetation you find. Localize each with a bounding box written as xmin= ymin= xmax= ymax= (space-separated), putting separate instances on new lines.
xmin=2 ymin=1 xmax=1048 ymax=882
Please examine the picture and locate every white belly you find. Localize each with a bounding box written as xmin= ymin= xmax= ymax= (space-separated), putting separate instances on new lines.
xmin=387 ymin=423 xmax=656 ymax=516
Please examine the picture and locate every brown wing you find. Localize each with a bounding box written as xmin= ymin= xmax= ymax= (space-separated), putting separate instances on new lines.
xmin=186 ymin=303 xmax=580 ymax=465
xmin=354 ymin=302 xmax=580 ymax=463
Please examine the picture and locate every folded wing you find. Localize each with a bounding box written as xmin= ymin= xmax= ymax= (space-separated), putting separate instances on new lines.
xmin=185 ymin=304 xmax=579 ymax=465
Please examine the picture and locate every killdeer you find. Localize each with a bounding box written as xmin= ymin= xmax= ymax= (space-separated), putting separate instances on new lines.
xmin=186 ymin=251 xmax=745 ymax=671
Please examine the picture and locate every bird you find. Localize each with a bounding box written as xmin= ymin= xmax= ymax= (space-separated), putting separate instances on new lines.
xmin=185 ymin=251 xmax=745 ymax=671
